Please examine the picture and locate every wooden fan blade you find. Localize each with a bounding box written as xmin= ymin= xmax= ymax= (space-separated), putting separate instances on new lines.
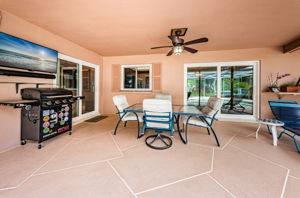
xmin=151 ymin=46 xmax=173 ymax=49
xmin=184 ymin=37 xmax=208 ymax=45
xmin=184 ymin=46 xmax=198 ymax=53
xmin=166 ymin=49 xmax=173 ymax=56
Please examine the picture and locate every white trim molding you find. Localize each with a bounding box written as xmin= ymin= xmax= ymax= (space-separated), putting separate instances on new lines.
xmin=58 ymin=53 xmax=100 ymax=122
xmin=184 ymin=60 xmax=260 ymax=120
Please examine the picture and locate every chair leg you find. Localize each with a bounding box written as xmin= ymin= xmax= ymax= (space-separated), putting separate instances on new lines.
xmin=206 ymin=128 xmax=210 ymax=135
xmin=278 ymin=131 xmax=300 ymax=153
xmin=145 ymin=133 xmax=172 ymax=150
xmin=209 ymin=126 xmax=220 ymax=147
xmin=114 ymin=118 xmax=123 ymax=135
xmin=124 ymin=121 xmax=127 ymax=127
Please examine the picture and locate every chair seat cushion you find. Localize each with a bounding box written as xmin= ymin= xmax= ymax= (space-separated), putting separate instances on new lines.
xmin=181 ymin=116 xmax=211 ymax=128
xmin=122 ymin=112 xmax=143 ymax=122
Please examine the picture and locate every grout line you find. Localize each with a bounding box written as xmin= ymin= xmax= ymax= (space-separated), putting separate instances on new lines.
xmin=107 ymin=161 xmax=137 ymax=198
xmin=221 ymin=135 xmax=236 ymax=150
xmin=246 ymin=132 xmax=256 ymax=137
xmin=109 ymin=134 xmax=124 ymax=157
xmin=210 ymin=148 xmax=215 ymax=172
xmin=229 ymin=145 xmax=290 ymax=170
xmin=121 ymin=143 xmax=144 ymax=152
xmin=189 ymin=142 xmax=217 ymax=149
xmin=71 ymin=130 xmax=112 ymax=141
xmin=280 ymin=169 xmax=290 ymax=198
xmin=207 ymin=174 xmax=236 ymax=198
xmin=135 ymin=171 xmax=212 ymax=195
xmin=33 ymin=155 xmax=123 ymax=176
xmin=289 ymin=175 xmax=300 ymax=180
xmin=0 ymin=139 xmax=74 ymax=191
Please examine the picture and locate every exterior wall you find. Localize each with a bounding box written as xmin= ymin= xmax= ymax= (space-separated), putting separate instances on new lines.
xmin=0 ymin=10 xmax=103 ymax=152
xmin=103 ymin=48 xmax=300 ymax=116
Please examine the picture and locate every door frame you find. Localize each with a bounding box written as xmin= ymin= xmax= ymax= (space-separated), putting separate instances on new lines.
xmin=57 ymin=54 xmax=100 ymax=122
xmin=184 ymin=61 xmax=260 ymax=120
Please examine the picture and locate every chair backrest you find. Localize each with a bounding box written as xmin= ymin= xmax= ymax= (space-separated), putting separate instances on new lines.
xmin=201 ymin=97 xmax=223 ymax=118
xmin=112 ymin=95 xmax=129 ymax=116
xmin=268 ymin=99 xmax=298 ymax=104
xmin=155 ymin=93 xmax=172 ymax=101
xmin=269 ymin=102 xmax=300 ymax=134
xmin=143 ymin=99 xmax=173 ymax=131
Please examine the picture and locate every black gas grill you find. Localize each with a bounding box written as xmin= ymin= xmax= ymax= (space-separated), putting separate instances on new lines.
xmin=0 ymin=88 xmax=84 ymax=149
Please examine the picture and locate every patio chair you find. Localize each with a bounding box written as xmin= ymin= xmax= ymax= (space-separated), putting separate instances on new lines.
xmin=155 ymin=93 xmax=172 ymax=101
xmin=181 ymin=96 xmax=223 ymax=146
xmin=269 ymin=100 xmax=300 ymax=153
xmin=222 ymin=89 xmax=250 ymax=113
xmin=142 ymin=99 xmax=174 ymax=150
xmin=112 ymin=95 xmax=143 ymax=137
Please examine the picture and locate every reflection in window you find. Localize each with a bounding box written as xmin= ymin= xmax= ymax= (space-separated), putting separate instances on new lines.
xmin=123 ymin=65 xmax=151 ymax=90
xmin=221 ymin=66 xmax=253 ymax=115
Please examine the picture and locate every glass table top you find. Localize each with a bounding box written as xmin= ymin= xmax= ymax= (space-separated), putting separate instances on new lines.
xmin=125 ymin=103 xmax=204 ymax=116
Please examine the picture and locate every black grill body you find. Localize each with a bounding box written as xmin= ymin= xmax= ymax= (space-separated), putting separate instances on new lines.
xmin=21 ymin=88 xmax=74 ymax=145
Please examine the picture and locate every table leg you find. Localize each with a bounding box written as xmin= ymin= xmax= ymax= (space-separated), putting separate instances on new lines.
xmin=271 ymin=125 xmax=278 ymax=146
xmin=255 ymin=123 xmax=261 ymax=139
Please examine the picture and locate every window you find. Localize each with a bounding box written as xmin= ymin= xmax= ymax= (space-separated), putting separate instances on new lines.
xmin=121 ymin=64 xmax=152 ymax=91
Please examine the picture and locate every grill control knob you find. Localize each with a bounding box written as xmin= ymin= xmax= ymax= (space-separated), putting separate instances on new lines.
xmin=55 ymin=100 xmax=61 ymax=105
xmin=46 ymin=101 xmax=52 ymax=106
xmin=62 ymin=99 xmax=67 ymax=103
xmin=69 ymin=98 xmax=74 ymax=103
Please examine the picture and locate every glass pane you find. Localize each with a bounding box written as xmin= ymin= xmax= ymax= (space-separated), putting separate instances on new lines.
xmin=137 ymin=67 xmax=150 ymax=88
xmin=124 ymin=68 xmax=136 ymax=88
xmin=221 ymin=66 xmax=254 ymax=115
xmin=187 ymin=67 xmax=217 ymax=107
xmin=82 ymin=66 xmax=95 ymax=114
xmin=58 ymin=59 xmax=79 ymax=118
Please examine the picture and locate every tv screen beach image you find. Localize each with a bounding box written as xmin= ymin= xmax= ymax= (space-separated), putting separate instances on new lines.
xmin=0 ymin=32 xmax=58 ymax=73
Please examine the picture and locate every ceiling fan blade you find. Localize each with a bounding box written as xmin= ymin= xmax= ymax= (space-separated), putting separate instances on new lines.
xmin=184 ymin=37 xmax=208 ymax=45
xmin=151 ymin=46 xmax=173 ymax=49
xmin=184 ymin=46 xmax=198 ymax=53
xmin=166 ymin=49 xmax=173 ymax=56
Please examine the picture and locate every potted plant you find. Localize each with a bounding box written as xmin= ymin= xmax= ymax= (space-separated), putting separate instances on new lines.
xmin=267 ymin=73 xmax=291 ymax=92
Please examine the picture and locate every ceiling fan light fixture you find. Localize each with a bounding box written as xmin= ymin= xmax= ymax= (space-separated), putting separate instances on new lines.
xmin=173 ymin=45 xmax=184 ymax=55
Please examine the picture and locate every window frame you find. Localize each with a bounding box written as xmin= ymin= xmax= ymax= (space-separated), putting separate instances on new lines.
xmin=121 ymin=64 xmax=152 ymax=91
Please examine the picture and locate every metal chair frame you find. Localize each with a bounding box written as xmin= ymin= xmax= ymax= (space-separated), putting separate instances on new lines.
xmin=183 ymin=110 xmax=220 ymax=147
xmin=269 ymin=100 xmax=300 ymax=153
xmin=142 ymin=111 xmax=174 ymax=150
xmin=113 ymin=105 xmax=143 ymax=138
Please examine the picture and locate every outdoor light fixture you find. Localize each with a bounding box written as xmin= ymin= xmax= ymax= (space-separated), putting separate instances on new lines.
xmin=173 ymin=45 xmax=184 ymax=55
xmin=195 ymin=71 xmax=202 ymax=77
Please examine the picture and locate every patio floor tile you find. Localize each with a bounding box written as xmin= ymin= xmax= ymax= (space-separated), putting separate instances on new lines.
xmin=0 ymin=162 xmax=135 ymax=198
xmin=211 ymin=145 xmax=288 ymax=198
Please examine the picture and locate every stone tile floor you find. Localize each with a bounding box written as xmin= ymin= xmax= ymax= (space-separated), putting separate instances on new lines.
xmin=0 ymin=115 xmax=299 ymax=198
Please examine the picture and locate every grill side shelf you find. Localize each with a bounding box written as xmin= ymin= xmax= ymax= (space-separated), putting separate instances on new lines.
xmin=0 ymin=100 xmax=39 ymax=108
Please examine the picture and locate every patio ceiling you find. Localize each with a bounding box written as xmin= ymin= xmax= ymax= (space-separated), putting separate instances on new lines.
xmin=0 ymin=0 xmax=300 ymax=56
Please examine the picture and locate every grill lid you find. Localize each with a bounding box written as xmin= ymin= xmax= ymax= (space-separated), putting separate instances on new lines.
xmin=21 ymin=88 xmax=73 ymax=100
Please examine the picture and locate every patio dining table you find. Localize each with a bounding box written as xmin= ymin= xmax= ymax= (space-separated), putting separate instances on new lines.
xmin=113 ymin=103 xmax=206 ymax=144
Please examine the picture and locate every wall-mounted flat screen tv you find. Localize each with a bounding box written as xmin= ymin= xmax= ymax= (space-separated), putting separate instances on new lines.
xmin=0 ymin=32 xmax=58 ymax=73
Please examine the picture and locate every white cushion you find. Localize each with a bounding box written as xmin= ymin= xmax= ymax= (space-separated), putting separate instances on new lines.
xmin=201 ymin=97 xmax=223 ymax=117
xmin=122 ymin=112 xmax=143 ymax=122
xmin=112 ymin=95 xmax=129 ymax=113
xmin=143 ymin=99 xmax=172 ymax=113
xmin=143 ymin=99 xmax=173 ymax=130
xmin=181 ymin=115 xmax=211 ymax=128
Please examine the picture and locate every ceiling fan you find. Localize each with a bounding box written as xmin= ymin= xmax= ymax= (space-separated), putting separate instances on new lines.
xmin=150 ymin=28 xmax=208 ymax=56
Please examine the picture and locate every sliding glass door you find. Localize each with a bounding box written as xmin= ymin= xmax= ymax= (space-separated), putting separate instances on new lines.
xmin=57 ymin=54 xmax=99 ymax=121
xmin=82 ymin=65 xmax=95 ymax=114
xmin=185 ymin=61 xmax=259 ymax=119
